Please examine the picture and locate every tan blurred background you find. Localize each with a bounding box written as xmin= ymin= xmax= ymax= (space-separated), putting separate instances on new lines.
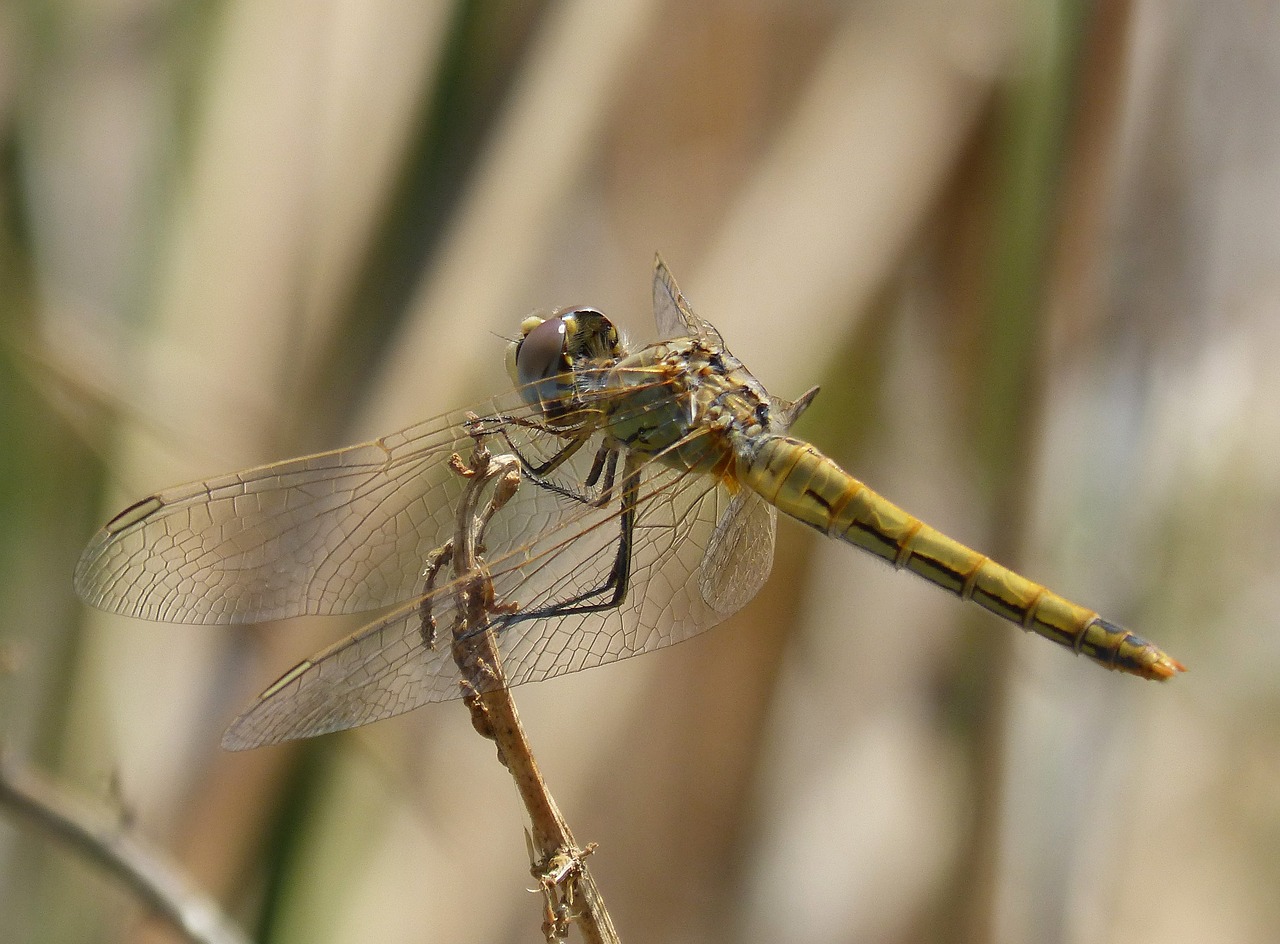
xmin=1 ymin=1 xmax=1277 ymax=942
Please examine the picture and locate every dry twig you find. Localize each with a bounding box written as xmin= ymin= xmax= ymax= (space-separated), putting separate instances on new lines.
xmin=428 ymin=430 xmax=619 ymax=944
xmin=0 ymin=754 xmax=252 ymax=944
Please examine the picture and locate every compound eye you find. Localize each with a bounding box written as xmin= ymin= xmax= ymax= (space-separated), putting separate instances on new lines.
xmin=558 ymin=307 xmax=620 ymax=360
xmin=561 ymin=306 xmax=605 ymax=322
xmin=515 ymin=316 xmax=568 ymax=389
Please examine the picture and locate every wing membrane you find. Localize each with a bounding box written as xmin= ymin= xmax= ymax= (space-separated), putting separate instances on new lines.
xmin=76 ymin=372 xmax=669 ymax=624
xmin=698 ymin=489 xmax=776 ymax=615
xmin=652 ymin=255 xmax=723 ymax=345
xmin=222 ymin=427 xmax=773 ymax=748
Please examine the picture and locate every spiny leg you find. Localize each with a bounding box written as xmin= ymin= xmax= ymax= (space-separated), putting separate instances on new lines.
xmin=501 ymin=455 xmax=642 ymax=629
xmin=476 ymin=411 xmax=598 ymax=479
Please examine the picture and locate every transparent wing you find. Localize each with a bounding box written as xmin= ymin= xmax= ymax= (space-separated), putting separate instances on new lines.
xmin=652 ymin=254 xmax=724 ymax=345
xmin=698 ymin=488 xmax=776 ymax=615
xmin=75 ymin=372 xmax=671 ymax=624
xmin=222 ymin=431 xmax=776 ymax=749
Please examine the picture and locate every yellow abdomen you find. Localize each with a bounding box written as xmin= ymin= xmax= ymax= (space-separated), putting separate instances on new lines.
xmin=738 ymin=435 xmax=1184 ymax=680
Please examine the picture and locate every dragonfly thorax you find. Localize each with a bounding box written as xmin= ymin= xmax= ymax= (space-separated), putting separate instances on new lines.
xmin=604 ymin=335 xmax=785 ymax=481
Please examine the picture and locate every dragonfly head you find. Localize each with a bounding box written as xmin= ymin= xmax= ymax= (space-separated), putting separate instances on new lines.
xmin=507 ymin=307 xmax=624 ymax=410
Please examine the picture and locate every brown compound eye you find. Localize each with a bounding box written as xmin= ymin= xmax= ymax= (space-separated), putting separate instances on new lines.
xmin=515 ymin=316 xmax=568 ymax=388
xmin=510 ymin=307 xmax=619 ymax=412
xmin=558 ymin=307 xmax=616 ymax=360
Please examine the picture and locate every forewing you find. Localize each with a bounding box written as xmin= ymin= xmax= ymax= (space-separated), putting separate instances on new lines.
xmin=75 ymin=375 xmax=662 ymax=625
xmin=652 ymin=255 xmax=724 ymax=345
xmin=222 ymin=431 xmax=771 ymax=748
xmin=75 ymin=410 xmax=491 ymax=623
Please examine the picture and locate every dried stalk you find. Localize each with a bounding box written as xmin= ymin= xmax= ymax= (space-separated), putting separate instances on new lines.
xmin=430 ymin=432 xmax=619 ymax=944
xmin=0 ymin=754 xmax=252 ymax=944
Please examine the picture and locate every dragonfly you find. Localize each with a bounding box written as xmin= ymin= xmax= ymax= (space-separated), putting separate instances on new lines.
xmin=76 ymin=257 xmax=1184 ymax=750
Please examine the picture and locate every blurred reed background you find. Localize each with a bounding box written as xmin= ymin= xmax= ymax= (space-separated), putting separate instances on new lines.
xmin=1 ymin=1 xmax=1278 ymax=942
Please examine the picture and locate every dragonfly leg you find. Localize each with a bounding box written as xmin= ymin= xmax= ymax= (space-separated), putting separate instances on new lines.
xmin=476 ymin=411 xmax=595 ymax=480
xmin=525 ymin=443 xmax=622 ymax=508
xmin=582 ymin=444 xmax=615 ymax=492
xmin=477 ymin=411 xmax=624 ymax=508
xmin=580 ymin=443 xmax=609 ymax=488
xmin=502 ymin=455 xmax=642 ymax=626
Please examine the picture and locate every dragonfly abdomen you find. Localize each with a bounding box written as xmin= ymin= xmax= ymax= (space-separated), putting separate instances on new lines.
xmin=739 ymin=435 xmax=1183 ymax=680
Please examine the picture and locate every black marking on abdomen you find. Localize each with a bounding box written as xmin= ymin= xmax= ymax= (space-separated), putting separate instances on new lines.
xmin=844 ymin=520 xmax=899 ymax=560
xmin=971 ymin=585 xmax=1025 ymax=623
xmin=906 ymin=553 xmax=965 ymax=595
xmin=803 ymin=487 xmax=833 ymax=513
